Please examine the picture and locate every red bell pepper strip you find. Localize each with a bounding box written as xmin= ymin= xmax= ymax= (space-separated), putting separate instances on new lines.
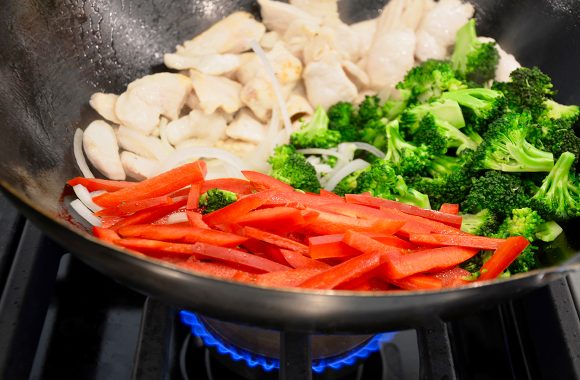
xmin=408 ymin=233 xmax=506 ymax=250
xmin=337 ymin=276 xmax=392 ymax=291
xmin=319 ymin=190 xmax=345 ymax=201
xmin=433 ymin=267 xmax=472 ymax=287
xmin=240 ymin=239 xmax=287 ymax=265
xmin=439 ymin=203 xmax=460 ymax=215
xmin=201 ymin=178 xmax=254 ymax=195
xmin=109 ymin=197 xmax=188 ymax=230
xmin=241 ymin=226 xmax=310 ymax=256
xmin=95 ymin=196 xmax=174 ymax=217
xmin=241 ymin=170 xmax=295 ymax=192
xmin=186 ymin=210 xmax=210 ymax=229
xmin=93 ymin=161 xmax=207 ymax=207
xmin=308 ymin=234 xmax=361 ymax=259
xmin=256 ymin=268 xmax=323 ymax=288
xmin=117 ymin=224 xmax=248 ymax=247
xmin=378 ymin=207 xmax=464 ymax=235
xmin=279 ymin=249 xmax=330 ymax=270
xmin=67 ymin=177 xmax=135 ymax=192
xmin=235 ymin=207 xmax=305 ymax=231
xmin=92 ymin=226 xmax=120 ymax=243
xmin=304 ymin=211 xmax=404 ymax=235
xmin=187 ymin=183 xmax=201 ymax=210
xmin=479 ymin=236 xmax=530 ymax=281
xmin=181 ymin=260 xmax=253 ymax=281
xmin=346 ymin=194 xmax=463 ymax=228
xmin=263 ymin=191 xmax=340 ymax=208
xmin=388 ymin=274 xmax=443 ymax=290
xmin=203 ymin=190 xmax=276 ymax=227
xmin=298 ymin=250 xmax=385 ymax=289
xmin=366 ymin=234 xmax=417 ymax=250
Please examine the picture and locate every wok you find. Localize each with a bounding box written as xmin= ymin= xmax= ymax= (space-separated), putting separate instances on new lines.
xmin=1 ymin=0 xmax=580 ymax=334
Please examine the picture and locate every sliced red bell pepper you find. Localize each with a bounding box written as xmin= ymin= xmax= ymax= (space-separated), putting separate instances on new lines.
xmin=93 ymin=161 xmax=207 ymax=207
xmin=389 ymin=274 xmax=443 ymax=290
xmin=235 ymin=207 xmax=305 ymax=231
xmin=241 ymin=226 xmax=310 ymax=256
xmin=319 ymin=190 xmax=345 ymax=201
xmin=378 ymin=207 xmax=464 ymax=235
xmin=346 ymin=194 xmax=463 ymax=228
xmin=308 ymin=234 xmax=361 ymax=259
xmin=93 ymin=226 xmax=120 ymax=243
xmin=115 ymin=238 xmax=195 ymax=256
xmin=201 ymin=178 xmax=254 ymax=195
xmin=203 ymin=190 xmax=276 ymax=227
xmin=67 ymin=177 xmax=135 ymax=192
xmin=337 ymin=276 xmax=392 ymax=291
xmin=366 ymin=233 xmax=417 ymax=250
xmin=241 ymin=170 xmax=295 ymax=192
xmin=117 ymin=224 xmax=247 ymax=247
xmin=95 ymin=196 xmax=174 ymax=217
xmin=240 ymin=239 xmax=287 ymax=265
xmin=263 ymin=191 xmax=340 ymax=208
xmin=433 ymin=267 xmax=472 ymax=287
xmin=298 ymin=250 xmax=385 ymax=290
xmin=304 ymin=211 xmax=404 ymax=235
xmin=279 ymin=249 xmax=330 ymax=270
xmin=256 ymin=268 xmax=323 ymax=288
xmin=109 ymin=197 xmax=188 ymax=230
xmin=186 ymin=210 xmax=210 ymax=229
xmin=439 ymin=203 xmax=460 ymax=215
xmin=408 ymin=233 xmax=506 ymax=250
xmin=479 ymin=236 xmax=530 ymax=281
xmin=187 ymin=183 xmax=201 ymax=210
xmin=181 ymin=260 xmax=253 ymax=281
xmin=100 ymin=216 xmax=123 ymax=229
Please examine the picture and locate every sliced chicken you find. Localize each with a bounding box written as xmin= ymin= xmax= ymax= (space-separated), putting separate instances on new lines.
xmin=303 ymin=53 xmax=358 ymax=109
xmin=479 ymin=37 xmax=521 ymax=82
xmin=283 ymin=18 xmax=321 ymax=60
xmin=302 ymin=27 xmax=337 ymax=65
xmin=120 ymin=151 xmax=159 ymax=181
xmin=116 ymin=126 xmax=174 ymax=161
xmin=289 ymin=0 xmax=339 ymax=19
xmin=240 ymin=77 xmax=277 ymax=121
xmin=258 ymin=0 xmax=321 ymax=35
xmin=165 ymin=109 xmax=228 ymax=146
xmin=115 ymin=73 xmax=191 ymax=135
xmin=351 ymin=19 xmax=377 ymax=60
xmin=82 ymin=120 xmax=125 ymax=180
xmin=190 ymin=70 xmax=243 ymax=114
xmin=89 ymin=93 xmax=121 ymax=124
xmin=415 ymin=0 xmax=474 ymax=61
xmin=236 ymin=43 xmax=303 ymax=86
xmin=260 ymin=31 xmax=280 ymax=50
xmin=286 ymin=93 xmax=314 ymax=120
xmin=225 ymin=109 xmax=267 ymax=144
xmin=342 ymin=61 xmax=370 ymax=90
xmin=323 ymin=18 xmax=363 ymax=62
xmin=214 ymin=139 xmax=257 ymax=158
xmin=164 ymin=53 xmax=241 ymax=75
xmin=178 ymin=12 xmax=266 ymax=56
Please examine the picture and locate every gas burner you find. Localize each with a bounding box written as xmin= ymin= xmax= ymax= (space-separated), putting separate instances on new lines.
xmin=180 ymin=311 xmax=396 ymax=379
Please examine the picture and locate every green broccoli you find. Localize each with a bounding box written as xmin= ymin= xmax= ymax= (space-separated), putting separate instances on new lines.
xmin=332 ymin=170 xmax=363 ymax=196
xmin=355 ymin=96 xmax=389 ymax=150
xmin=356 ymin=160 xmax=431 ymax=208
xmin=462 ymin=171 xmax=529 ymax=217
xmin=413 ymin=113 xmax=479 ymax=154
xmin=473 ymin=112 xmax=554 ymax=172
xmin=199 ymin=188 xmax=238 ymax=214
xmin=530 ymin=151 xmax=580 ymax=220
xmin=384 ymin=119 xmax=432 ymax=177
xmin=544 ymin=99 xmax=580 ymax=126
xmin=327 ymin=102 xmax=358 ymax=142
xmin=460 ymin=209 xmax=501 ymax=236
xmin=400 ymin=98 xmax=466 ymax=137
xmin=425 ymin=155 xmax=462 ymax=178
xmin=268 ymin=145 xmax=321 ymax=193
xmin=451 ymin=19 xmax=500 ymax=84
xmin=290 ymin=106 xmax=341 ymax=149
xmin=411 ymin=169 xmax=472 ymax=210
xmin=440 ymin=88 xmax=506 ymax=134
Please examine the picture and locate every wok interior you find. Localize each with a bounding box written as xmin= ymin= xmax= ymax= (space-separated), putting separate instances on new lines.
xmin=2 ymin=0 xmax=580 ymax=280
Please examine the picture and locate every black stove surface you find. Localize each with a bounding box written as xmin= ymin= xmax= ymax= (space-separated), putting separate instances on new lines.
xmin=0 ymin=193 xmax=579 ymax=380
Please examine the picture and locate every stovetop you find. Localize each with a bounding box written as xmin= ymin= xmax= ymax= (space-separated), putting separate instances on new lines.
xmin=0 ymin=193 xmax=579 ymax=380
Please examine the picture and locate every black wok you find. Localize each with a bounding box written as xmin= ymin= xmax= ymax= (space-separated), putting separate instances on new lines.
xmin=1 ymin=0 xmax=580 ymax=334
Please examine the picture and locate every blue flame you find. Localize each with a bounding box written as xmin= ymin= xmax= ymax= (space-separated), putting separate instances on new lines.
xmin=180 ymin=311 xmax=396 ymax=374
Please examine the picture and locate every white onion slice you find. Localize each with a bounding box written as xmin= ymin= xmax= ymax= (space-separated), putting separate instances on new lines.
xmin=350 ymin=142 xmax=386 ymax=159
xmin=73 ymin=129 xmax=95 ymax=178
xmin=72 ymin=184 xmax=103 ymax=213
xmin=296 ymin=148 xmax=348 ymax=161
xmin=250 ymin=40 xmax=293 ymax=137
xmin=156 ymin=146 xmax=247 ymax=177
xmin=166 ymin=212 xmax=189 ymax=224
xmin=70 ymin=199 xmax=102 ymax=227
xmin=324 ymin=159 xmax=370 ymax=191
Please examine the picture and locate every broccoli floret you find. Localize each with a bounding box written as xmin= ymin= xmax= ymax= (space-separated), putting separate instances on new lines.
xmin=354 ymin=96 xmax=389 ymax=150
xmin=530 ymin=151 xmax=580 ymax=220
xmin=327 ymin=102 xmax=358 ymax=142
xmin=199 ymin=188 xmax=238 ymax=214
xmin=413 ymin=113 xmax=479 ymax=154
xmin=290 ymin=106 xmax=342 ymax=149
xmin=356 ymin=160 xmax=431 ymax=208
xmin=396 ymin=59 xmax=466 ymax=104
xmin=544 ymin=99 xmax=580 ymax=126
xmin=400 ymin=98 xmax=466 ymax=137
xmin=332 ymin=170 xmax=362 ymax=196
xmin=441 ymin=88 xmax=506 ymax=134
xmin=383 ymin=89 xmax=412 ymax=120
xmin=460 ymin=209 xmax=502 ymax=236
xmin=385 ymin=120 xmax=432 ymax=177
xmin=474 ymin=112 xmax=554 ymax=172
xmin=268 ymin=145 xmax=321 ymax=193
xmin=409 ymin=163 xmax=473 ymax=210
xmin=451 ymin=19 xmax=500 ymax=84
xmin=492 ymin=67 xmax=555 ymax=118
xmin=426 ymin=155 xmax=462 ymax=178
xmin=462 ymin=171 xmax=529 ymax=217
xmin=537 ymin=126 xmax=580 ymax=163
xmin=534 ymin=220 xmax=564 ymax=242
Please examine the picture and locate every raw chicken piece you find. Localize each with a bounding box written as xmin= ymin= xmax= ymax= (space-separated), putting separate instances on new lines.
xmin=89 ymin=93 xmax=121 ymax=124
xmin=190 ymin=70 xmax=243 ymax=114
xmin=240 ymin=77 xmax=277 ymax=121
xmin=82 ymin=120 xmax=125 ymax=180
xmin=283 ymin=18 xmax=321 ymax=60
xmin=165 ymin=110 xmax=228 ymax=146
xmin=289 ymin=0 xmax=339 ymax=19
xmin=303 ymin=53 xmax=358 ymax=109
xmin=415 ymin=0 xmax=474 ymax=61
xmin=479 ymin=37 xmax=521 ymax=82
xmin=236 ymin=43 xmax=303 ymax=86
xmin=226 ymin=109 xmax=267 ymax=144
xmin=302 ymin=27 xmax=337 ymax=65
xmin=323 ymin=18 xmax=363 ymax=62
xmin=178 ymin=12 xmax=266 ymax=56
xmin=116 ymin=126 xmax=174 ymax=161
xmin=351 ymin=19 xmax=377 ymax=60
xmin=164 ymin=53 xmax=241 ymax=75
xmin=120 ymin=151 xmax=159 ymax=181
xmin=260 ymin=31 xmax=280 ymax=50
xmin=286 ymin=93 xmax=314 ymax=121
xmin=215 ymin=139 xmax=257 ymax=158
xmin=258 ymin=0 xmax=320 ymax=35
xmin=115 ymin=73 xmax=191 ymax=135
xmin=342 ymin=61 xmax=370 ymax=90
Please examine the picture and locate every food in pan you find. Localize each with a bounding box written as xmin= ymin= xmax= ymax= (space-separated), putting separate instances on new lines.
xmin=67 ymin=0 xmax=579 ymax=289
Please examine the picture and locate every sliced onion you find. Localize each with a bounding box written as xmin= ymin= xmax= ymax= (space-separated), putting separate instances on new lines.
xmin=296 ymin=148 xmax=348 ymax=162
xmin=73 ymin=184 xmax=103 ymax=212
xmin=166 ymin=212 xmax=189 ymax=224
xmin=350 ymin=142 xmax=386 ymax=159
xmin=70 ymin=199 xmax=102 ymax=227
xmin=73 ymin=129 xmax=95 ymax=178
xmin=156 ymin=146 xmax=246 ymax=177
xmin=250 ymin=40 xmax=293 ymax=137
xmin=324 ymin=159 xmax=370 ymax=191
